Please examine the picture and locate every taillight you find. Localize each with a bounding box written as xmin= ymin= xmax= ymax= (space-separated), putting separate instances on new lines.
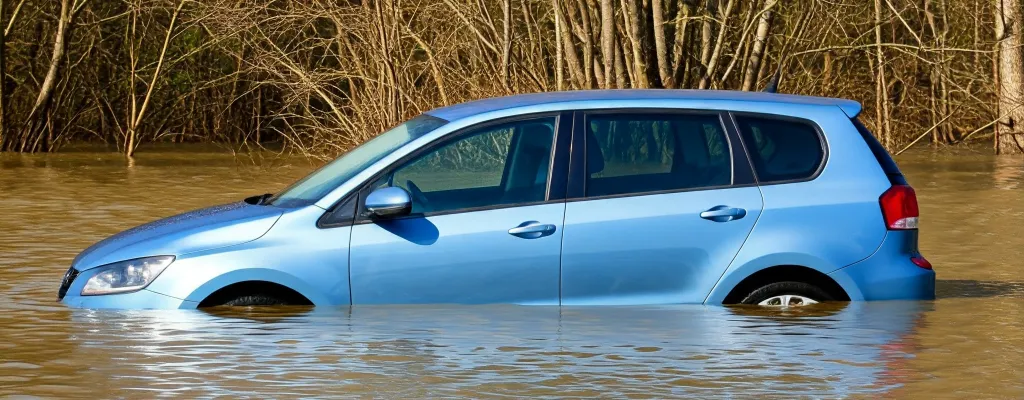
xmin=910 ymin=255 xmax=932 ymax=270
xmin=879 ymin=185 xmax=919 ymax=230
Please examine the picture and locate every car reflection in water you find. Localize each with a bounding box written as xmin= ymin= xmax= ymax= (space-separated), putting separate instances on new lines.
xmin=68 ymin=302 xmax=927 ymax=397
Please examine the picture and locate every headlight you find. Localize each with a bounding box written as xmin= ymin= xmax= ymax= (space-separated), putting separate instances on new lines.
xmin=81 ymin=256 xmax=175 ymax=296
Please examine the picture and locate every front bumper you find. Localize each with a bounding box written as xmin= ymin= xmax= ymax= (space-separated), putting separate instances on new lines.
xmin=61 ymin=289 xmax=198 ymax=310
xmin=829 ymin=231 xmax=936 ymax=301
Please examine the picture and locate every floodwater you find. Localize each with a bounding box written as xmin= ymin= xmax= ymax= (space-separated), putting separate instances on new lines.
xmin=1 ymin=149 xmax=1023 ymax=398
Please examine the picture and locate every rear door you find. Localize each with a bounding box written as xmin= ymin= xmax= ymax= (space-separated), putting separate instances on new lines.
xmin=559 ymin=110 xmax=764 ymax=305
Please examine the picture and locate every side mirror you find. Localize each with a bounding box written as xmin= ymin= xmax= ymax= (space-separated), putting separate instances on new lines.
xmin=364 ymin=187 xmax=412 ymax=219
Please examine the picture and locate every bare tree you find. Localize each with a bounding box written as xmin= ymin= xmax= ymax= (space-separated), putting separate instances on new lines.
xmin=621 ymin=0 xmax=649 ymax=88
xmin=600 ymin=0 xmax=615 ymax=88
xmin=123 ymin=0 xmax=186 ymax=158
xmin=670 ymin=1 xmax=694 ymax=88
xmin=0 ymin=0 xmax=1013 ymax=157
xmin=699 ymin=0 xmax=735 ymax=89
xmin=995 ymin=0 xmax=1024 ymax=154
xmin=651 ymin=0 xmax=671 ymax=87
xmin=553 ymin=0 xmax=585 ymax=88
xmin=873 ymin=0 xmax=892 ymax=149
xmin=0 ymin=0 xmax=7 ymax=149
xmin=19 ymin=0 xmax=87 ymax=152
xmin=742 ymin=0 xmax=775 ymax=91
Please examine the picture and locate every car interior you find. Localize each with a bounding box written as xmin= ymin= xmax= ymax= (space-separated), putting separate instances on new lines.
xmin=585 ymin=117 xmax=732 ymax=197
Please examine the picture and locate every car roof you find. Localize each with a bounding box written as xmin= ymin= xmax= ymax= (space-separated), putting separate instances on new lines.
xmin=425 ymin=89 xmax=862 ymax=121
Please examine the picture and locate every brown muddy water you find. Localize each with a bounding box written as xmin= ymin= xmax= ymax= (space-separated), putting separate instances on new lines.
xmin=0 ymin=150 xmax=1023 ymax=398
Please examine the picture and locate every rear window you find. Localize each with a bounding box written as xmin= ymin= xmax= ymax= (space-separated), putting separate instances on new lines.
xmin=734 ymin=115 xmax=825 ymax=183
xmin=852 ymin=118 xmax=906 ymax=185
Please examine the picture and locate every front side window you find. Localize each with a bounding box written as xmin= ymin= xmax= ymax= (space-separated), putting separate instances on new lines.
xmin=372 ymin=116 xmax=557 ymax=214
xmin=269 ymin=114 xmax=448 ymax=207
xmin=584 ymin=113 xmax=731 ymax=197
xmin=734 ymin=115 xmax=824 ymax=183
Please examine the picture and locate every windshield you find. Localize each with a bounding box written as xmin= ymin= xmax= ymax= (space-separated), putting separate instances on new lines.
xmin=269 ymin=114 xmax=448 ymax=207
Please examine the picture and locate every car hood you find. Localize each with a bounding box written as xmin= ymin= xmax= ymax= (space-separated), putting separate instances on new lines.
xmin=72 ymin=202 xmax=284 ymax=271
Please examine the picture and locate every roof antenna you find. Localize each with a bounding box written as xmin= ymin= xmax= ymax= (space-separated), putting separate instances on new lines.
xmin=762 ymin=68 xmax=781 ymax=93
xmin=762 ymin=57 xmax=786 ymax=93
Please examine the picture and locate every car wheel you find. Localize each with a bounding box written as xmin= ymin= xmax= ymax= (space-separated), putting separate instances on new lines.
xmin=740 ymin=281 xmax=833 ymax=306
xmin=219 ymin=294 xmax=288 ymax=307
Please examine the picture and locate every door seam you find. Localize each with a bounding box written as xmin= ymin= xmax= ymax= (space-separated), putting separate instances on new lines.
xmin=347 ymin=220 xmax=355 ymax=305
xmin=702 ymin=186 xmax=765 ymax=304
xmin=557 ymin=201 xmax=568 ymax=306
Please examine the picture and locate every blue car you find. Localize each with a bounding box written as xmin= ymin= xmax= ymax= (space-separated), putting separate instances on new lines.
xmin=58 ymin=90 xmax=936 ymax=309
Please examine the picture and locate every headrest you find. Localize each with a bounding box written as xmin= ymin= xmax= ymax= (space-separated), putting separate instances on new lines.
xmin=517 ymin=123 xmax=553 ymax=149
xmin=678 ymin=122 xmax=709 ymax=167
xmin=586 ymin=130 xmax=605 ymax=175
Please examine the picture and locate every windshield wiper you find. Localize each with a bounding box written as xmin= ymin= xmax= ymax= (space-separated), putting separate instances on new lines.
xmin=244 ymin=193 xmax=274 ymax=205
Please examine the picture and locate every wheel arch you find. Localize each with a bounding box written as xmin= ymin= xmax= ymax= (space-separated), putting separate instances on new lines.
xmin=705 ymin=252 xmax=854 ymax=305
xmin=719 ymin=265 xmax=850 ymax=304
xmin=198 ymin=280 xmax=314 ymax=307
xmin=183 ymin=268 xmax=332 ymax=306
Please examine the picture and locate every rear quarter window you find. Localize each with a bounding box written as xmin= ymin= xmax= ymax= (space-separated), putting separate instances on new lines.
xmin=734 ymin=115 xmax=825 ymax=183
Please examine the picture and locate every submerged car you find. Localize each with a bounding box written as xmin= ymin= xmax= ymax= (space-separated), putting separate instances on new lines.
xmin=58 ymin=90 xmax=936 ymax=309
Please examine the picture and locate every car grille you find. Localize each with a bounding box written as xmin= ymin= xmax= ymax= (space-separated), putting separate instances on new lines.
xmin=57 ymin=267 xmax=79 ymax=301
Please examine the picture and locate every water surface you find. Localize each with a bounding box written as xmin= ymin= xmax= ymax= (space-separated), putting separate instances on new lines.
xmin=1 ymin=150 xmax=1022 ymax=398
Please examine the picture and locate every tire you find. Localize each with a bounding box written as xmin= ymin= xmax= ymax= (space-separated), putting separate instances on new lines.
xmin=218 ymin=294 xmax=287 ymax=307
xmin=740 ymin=281 xmax=833 ymax=306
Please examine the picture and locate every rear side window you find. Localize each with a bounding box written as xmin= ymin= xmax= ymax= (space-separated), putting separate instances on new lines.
xmin=734 ymin=115 xmax=824 ymax=183
xmin=584 ymin=113 xmax=731 ymax=197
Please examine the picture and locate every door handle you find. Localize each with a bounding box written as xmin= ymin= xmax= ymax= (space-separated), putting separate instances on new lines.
xmin=508 ymin=221 xmax=557 ymax=239
xmin=700 ymin=205 xmax=747 ymax=222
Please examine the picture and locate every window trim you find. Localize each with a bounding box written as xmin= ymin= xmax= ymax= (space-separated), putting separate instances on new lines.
xmin=727 ymin=111 xmax=829 ymax=186
xmin=318 ymin=111 xmax=572 ymax=228
xmin=566 ymin=108 xmax=756 ymax=202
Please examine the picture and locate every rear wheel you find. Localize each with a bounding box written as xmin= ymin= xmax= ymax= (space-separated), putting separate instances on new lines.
xmin=740 ymin=281 xmax=833 ymax=307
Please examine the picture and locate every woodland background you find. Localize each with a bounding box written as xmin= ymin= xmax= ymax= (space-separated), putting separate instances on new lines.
xmin=1 ymin=0 xmax=1024 ymax=158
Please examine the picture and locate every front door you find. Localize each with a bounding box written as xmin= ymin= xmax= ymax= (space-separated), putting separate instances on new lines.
xmin=349 ymin=114 xmax=569 ymax=304
xmin=560 ymin=111 xmax=764 ymax=305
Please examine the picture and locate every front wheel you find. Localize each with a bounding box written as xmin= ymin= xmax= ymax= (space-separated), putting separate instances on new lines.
xmin=216 ymin=294 xmax=288 ymax=307
xmin=740 ymin=281 xmax=833 ymax=307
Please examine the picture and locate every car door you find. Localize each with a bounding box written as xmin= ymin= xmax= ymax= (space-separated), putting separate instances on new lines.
xmin=348 ymin=113 xmax=571 ymax=305
xmin=559 ymin=110 xmax=764 ymax=305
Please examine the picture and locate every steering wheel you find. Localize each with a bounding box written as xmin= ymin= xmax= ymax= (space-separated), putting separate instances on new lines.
xmin=406 ymin=180 xmax=431 ymax=212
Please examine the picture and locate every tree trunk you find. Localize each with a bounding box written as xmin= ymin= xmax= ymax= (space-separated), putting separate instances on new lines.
xmin=873 ymin=0 xmax=892 ymax=149
xmin=700 ymin=0 xmax=735 ymax=89
xmin=699 ymin=0 xmax=717 ymax=87
xmin=614 ymin=35 xmax=627 ymax=88
xmin=651 ymin=0 xmax=671 ymax=87
xmin=995 ymin=0 xmax=1024 ymax=154
xmin=0 ymin=0 xmax=6 ymax=151
xmin=742 ymin=0 xmax=776 ymax=91
xmin=700 ymin=0 xmax=715 ymax=69
xmin=621 ymin=0 xmax=649 ymax=88
xmin=552 ymin=0 xmax=585 ymax=88
xmin=555 ymin=0 xmax=564 ymax=90
xmin=925 ymin=0 xmax=942 ymax=144
xmin=670 ymin=1 xmax=692 ymax=88
xmin=501 ymin=0 xmax=512 ymax=91
xmin=574 ymin=0 xmax=594 ymax=88
xmin=941 ymin=0 xmax=953 ymax=143
xmin=600 ymin=0 xmax=615 ymax=88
